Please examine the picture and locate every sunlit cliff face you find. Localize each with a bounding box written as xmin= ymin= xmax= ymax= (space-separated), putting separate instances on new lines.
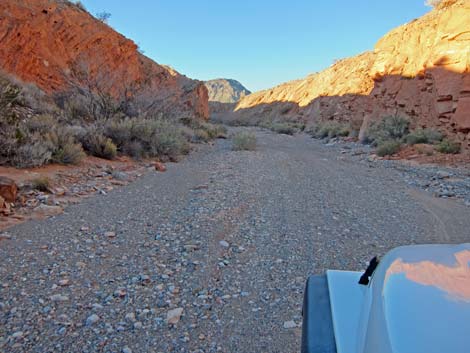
xmin=385 ymin=250 xmax=470 ymax=302
xmin=235 ymin=1 xmax=470 ymax=141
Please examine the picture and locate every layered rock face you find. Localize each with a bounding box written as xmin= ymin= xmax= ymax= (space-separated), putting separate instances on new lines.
xmin=0 ymin=0 xmax=209 ymax=119
xmin=205 ymin=79 xmax=251 ymax=103
xmin=235 ymin=0 xmax=470 ymax=147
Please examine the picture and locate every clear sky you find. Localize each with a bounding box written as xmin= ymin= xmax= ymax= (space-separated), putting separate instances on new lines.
xmin=80 ymin=1 xmax=431 ymax=92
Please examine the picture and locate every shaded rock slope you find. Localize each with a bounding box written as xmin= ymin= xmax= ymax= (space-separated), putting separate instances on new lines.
xmin=234 ymin=0 xmax=470 ymax=148
xmin=0 ymin=0 xmax=208 ymax=119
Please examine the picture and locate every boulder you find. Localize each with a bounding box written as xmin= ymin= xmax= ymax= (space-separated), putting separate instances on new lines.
xmin=0 ymin=177 xmax=18 ymax=202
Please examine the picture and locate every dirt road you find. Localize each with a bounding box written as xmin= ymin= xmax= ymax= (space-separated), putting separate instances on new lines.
xmin=1 ymin=128 xmax=469 ymax=353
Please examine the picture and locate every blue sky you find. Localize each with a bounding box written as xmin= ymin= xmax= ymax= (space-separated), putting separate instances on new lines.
xmin=80 ymin=1 xmax=431 ymax=92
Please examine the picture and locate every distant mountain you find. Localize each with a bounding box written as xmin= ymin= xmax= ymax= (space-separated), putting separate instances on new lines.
xmin=205 ymin=79 xmax=251 ymax=103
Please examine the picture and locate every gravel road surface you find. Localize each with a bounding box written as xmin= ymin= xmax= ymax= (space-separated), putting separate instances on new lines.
xmin=1 ymin=128 xmax=469 ymax=353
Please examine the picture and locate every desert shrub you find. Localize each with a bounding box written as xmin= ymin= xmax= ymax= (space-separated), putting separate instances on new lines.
xmin=405 ymin=128 xmax=444 ymax=145
xmin=259 ymin=121 xmax=305 ymax=135
xmin=270 ymin=123 xmax=297 ymax=135
xmin=209 ymin=124 xmax=228 ymax=139
xmin=105 ymin=118 xmax=189 ymax=161
xmin=197 ymin=122 xmax=227 ymax=139
xmin=11 ymin=138 xmax=53 ymax=168
xmin=435 ymin=139 xmax=461 ymax=154
xmin=104 ymin=119 xmax=133 ymax=147
xmin=44 ymin=127 xmax=85 ymax=165
xmin=24 ymin=114 xmax=57 ymax=134
xmin=56 ymin=91 xmax=90 ymax=122
xmin=376 ymin=140 xmax=402 ymax=157
xmin=193 ymin=129 xmax=210 ymax=143
xmin=366 ymin=116 xmax=410 ymax=145
xmin=32 ymin=176 xmax=51 ymax=192
xmin=349 ymin=119 xmax=363 ymax=137
xmin=0 ymin=74 xmax=21 ymax=115
xmin=180 ymin=118 xmax=227 ymax=141
xmin=150 ymin=127 xmax=190 ymax=160
xmin=81 ymin=130 xmax=117 ymax=160
xmin=309 ymin=121 xmax=350 ymax=139
xmin=232 ymin=132 xmax=257 ymax=151
xmin=415 ymin=144 xmax=435 ymax=156
xmin=122 ymin=141 xmax=144 ymax=159
xmin=96 ymin=12 xmax=111 ymax=23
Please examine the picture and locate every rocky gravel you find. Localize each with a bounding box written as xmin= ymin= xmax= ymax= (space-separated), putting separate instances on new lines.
xmin=1 ymin=128 xmax=469 ymax=353
xmin=325 ymin=138 xmax=470 ymax=207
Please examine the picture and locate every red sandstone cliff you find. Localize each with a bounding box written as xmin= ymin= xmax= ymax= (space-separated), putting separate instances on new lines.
xmin=235 ymin=0 xmax=470 ymax=147
xmin=0 ymin=0 xmax=209 ymax=119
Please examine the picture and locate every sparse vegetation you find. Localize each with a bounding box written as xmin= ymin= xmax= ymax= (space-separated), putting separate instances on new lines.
xmin=268 ymin=122 xmax=304 ymax=135
xmin=0 ymin=70 xmax=233 ymax=168
xmin=96 ymin=12 xmax=111 ymax=23
xmin=376 ymin=140 xmax=402 ymax=157
xmin=81 ymin=130 xmax=117 ymax=160
xmin=308 ymin=121 xmax=350 ymax=139
xmin=44 ymin=127 xmax=86 ymax=165
xmin=105 ymin=118 xmax=189 ymax=161
xmin=415 ymin=144 xmax=435 ymax=156
xmin=31 ymin=176 xmax=51 ymax=192
xmin=180 ymin=118 xmax=228 ymax=141
xmin=365 ymin=115 xmax=410 ymax=145
xmin=405 ymin=128 xmax=443 ymax=145
xmin=435 ymin=139 xmax=461 ymax=154
xmin=232 ymin=132 xmax=257 ymax=151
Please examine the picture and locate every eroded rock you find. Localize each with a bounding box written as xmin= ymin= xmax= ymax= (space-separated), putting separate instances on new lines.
xmin=0 ymin=177 xmax=17 ymax=203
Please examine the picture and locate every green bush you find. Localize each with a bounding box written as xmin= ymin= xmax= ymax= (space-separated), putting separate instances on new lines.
xmin=435 ymin=139 xmax=461 ymax=154
xmin=405 ymin=128 xmax=444 ymax=145
xmin=376 ymin=140 xmax=402 ymax=157
xmin=366 ymin=116 xmax=410 ymax=145
xmin=232 ymin=132 xmax=257 ymax=151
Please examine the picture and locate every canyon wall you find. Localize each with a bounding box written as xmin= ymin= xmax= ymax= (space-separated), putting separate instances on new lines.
xmin=0 ymin=0 xmax=209 ymax=119
xmin=234 ymin=0 xmax=470 ymax=147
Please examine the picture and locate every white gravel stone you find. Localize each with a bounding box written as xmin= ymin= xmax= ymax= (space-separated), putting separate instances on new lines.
xmin=86 ymin=314 xmax=100 ymax=326
xmin=166 ymin=308 xmax=184 ymax=324
xmin=219 ymin=240 xmax=230 ymax=248
xmin=283 ymin=320 xmax=297 ymax=329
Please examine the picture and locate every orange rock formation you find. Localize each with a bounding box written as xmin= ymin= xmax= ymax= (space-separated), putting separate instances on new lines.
xmin=0 ymin=0 xmax=208 ymax=119
xmin=235 ymin=0 xmax=470 ymax=147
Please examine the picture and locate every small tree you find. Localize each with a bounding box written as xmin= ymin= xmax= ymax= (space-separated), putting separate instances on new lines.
xmin=96 ymin=12 xmax=111 ymax=23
